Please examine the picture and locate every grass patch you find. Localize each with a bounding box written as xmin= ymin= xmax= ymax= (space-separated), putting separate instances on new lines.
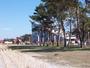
xmin=8 ymin=45 xmax=90 ymax=52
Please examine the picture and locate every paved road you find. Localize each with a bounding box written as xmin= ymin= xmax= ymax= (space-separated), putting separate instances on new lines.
xmin=0 ymin=44 xmax=76 ymax=68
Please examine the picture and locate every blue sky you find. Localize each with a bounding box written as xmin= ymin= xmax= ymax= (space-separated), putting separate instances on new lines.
xmin=0 ymin=0 xmax=41 ymax=39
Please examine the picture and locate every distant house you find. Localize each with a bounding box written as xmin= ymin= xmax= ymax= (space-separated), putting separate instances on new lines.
xmin=20 ymin=34 xmax=32 ymax=45
xmin=3 ymin=39 xmax=14 ymax=44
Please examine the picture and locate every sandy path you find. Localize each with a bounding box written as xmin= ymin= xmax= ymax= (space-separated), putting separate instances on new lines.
xmin=0 ymin=44 xmax=76 ymax=68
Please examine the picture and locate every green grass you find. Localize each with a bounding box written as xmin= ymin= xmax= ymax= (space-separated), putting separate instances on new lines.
xmin=8 ymin=45 xmax=90 ymax=52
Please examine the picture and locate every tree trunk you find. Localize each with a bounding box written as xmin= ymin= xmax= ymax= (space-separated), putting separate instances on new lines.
xmin=40 ymin=29 xmax=43 ymax=46
xmin=61 ymin=20 xmax=66 ymax=47
xmin=37 ymin=32 xmax=40 ymax=46
xmin=76 ymin=4 xmax=80 ymax=47
xmin=47 ymin=31 xmax=51 ymax=46
xmin=63 ymin=30 xmax=66 ymax=47
xmin=42 ymin=31 xmax=45 ymax=46
xmin=56 ymin=35 xmax=59 ymax=46
xmin=68 ymin=8 xmax=72 ymax=47
xmin=80 ymin=38 xmax=83 ymax=48
xmin=56 ymin=20 xmax=61 ymax=46
xmin=51 ymin=33 xmax=54 ymax=46
xmin=68 ymin=19 xmax=72 ymax=47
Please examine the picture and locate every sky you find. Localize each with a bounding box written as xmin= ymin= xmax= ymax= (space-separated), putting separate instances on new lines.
xmin=0 ymin=0 xmax=41 ymax=39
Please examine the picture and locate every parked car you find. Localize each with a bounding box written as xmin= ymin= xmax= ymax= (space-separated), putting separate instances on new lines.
xmin=66 ymin=35 xmax=78 ymax=45
xmin=3 ymin=39 xmax=14 ymax=44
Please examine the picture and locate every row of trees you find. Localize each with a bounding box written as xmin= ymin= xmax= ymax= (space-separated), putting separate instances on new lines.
xmin=30 ymin=0 xmax=90 ymax=48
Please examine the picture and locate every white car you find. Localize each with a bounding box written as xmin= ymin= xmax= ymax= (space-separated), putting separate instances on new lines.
xmin=4 ymin=41 xmax=13 ymax=44
xmin=66 ymin=35 xmax=78 ymax=45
